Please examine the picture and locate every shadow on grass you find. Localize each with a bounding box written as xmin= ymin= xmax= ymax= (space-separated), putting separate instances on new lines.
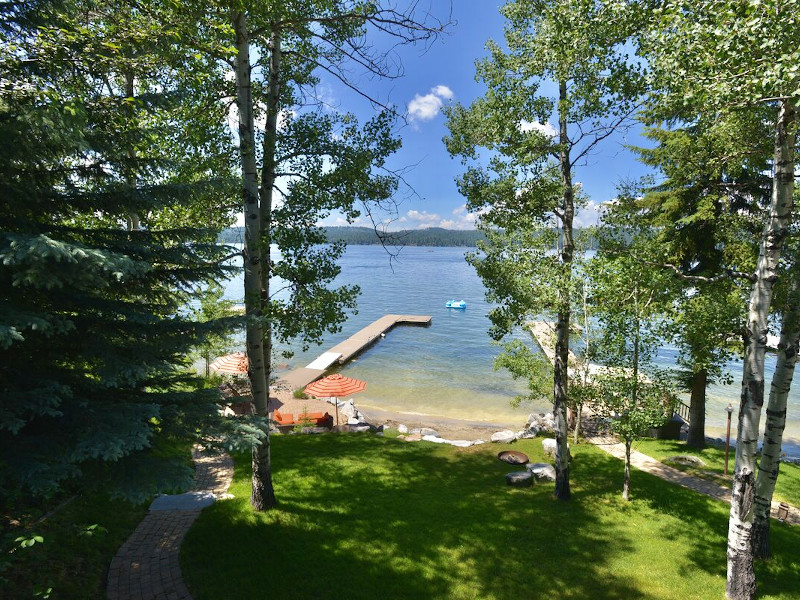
xmin=181 ymin=435 xmax=800 ymax=600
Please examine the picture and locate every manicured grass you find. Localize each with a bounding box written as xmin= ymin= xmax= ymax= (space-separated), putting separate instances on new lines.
xmin=633 ymin=438 xmax=800 ymax=507
xmin=182 ymin=434 xmax=800 ymax=600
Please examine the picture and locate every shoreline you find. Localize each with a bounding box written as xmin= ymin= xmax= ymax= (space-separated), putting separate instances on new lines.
xmin=357 ymin=404 xmax=521 ymax=441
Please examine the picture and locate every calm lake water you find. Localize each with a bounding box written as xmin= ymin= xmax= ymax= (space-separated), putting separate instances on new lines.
xmin=221 ymin=244 xmax=800 ymax=457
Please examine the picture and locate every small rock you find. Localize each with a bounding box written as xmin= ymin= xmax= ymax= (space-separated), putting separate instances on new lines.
xmin=447 ymin=440 xmax=473 ymax=448
xmin=542 ymin=438 xmax=557 ymax=456
xmin=420 ymin=427 xmax=439 ymax=437
xmin=506 ymin=471 xmax=533 ymax=487
xmin=473 ymin=440 xmax=486 ymax=445
xmin=526 ymin=462 xmax=557 ymax=481
xmin=404 ymin=433 xmax=423 ymax=442
xmin=375 ymin=431 xmax=385 ymax=437
xmin=665 ymin=455 xmax=706 ymax=467
xmin=409 ymin=428 xmax=422 ymax=435
xmin=397 ymin=424 xmax=408 ymax=434
xmin=348 ymin=424 xmax=371 ymax=433
xmin=300 ymin=427 xmax=328 ymax=434
xmin=491 ymin=430 xmax=517 ymax=443
xmin=423 ymin=435 xmax=447 ymax=443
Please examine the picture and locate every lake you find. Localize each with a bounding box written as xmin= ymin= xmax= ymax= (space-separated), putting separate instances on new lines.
xmin=221 ymin=244 xmax=800 ymax=457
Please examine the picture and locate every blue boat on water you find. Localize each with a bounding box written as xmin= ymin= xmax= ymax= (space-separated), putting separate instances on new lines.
xmin=445 ymin=299 xmax=467 ymax=309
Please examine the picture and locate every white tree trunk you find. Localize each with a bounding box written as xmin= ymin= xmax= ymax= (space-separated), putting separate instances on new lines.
xmin=726 ymin=99 xmax=795 ymax=600
xmin=751 ymin=279 xmax=799 ymax=559
xmin=553 ymin=79 xmax=573 ymax=501
xmin=233 ymin=11 xmax=275 ymax=510
xmin=260 ymin=27 xmax=281 ymax=376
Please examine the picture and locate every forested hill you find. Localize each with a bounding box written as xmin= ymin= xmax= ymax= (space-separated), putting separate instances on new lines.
xmin=218 ymin=226 xmax=603 ymax=248
xmin=218 ymin=226 xmax=487 ymax=247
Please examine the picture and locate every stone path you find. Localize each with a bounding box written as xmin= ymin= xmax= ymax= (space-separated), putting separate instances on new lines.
xmin=588 ymin=437 xmax=800 ymax=526
xmin=107 ymin=448 xmax=234 ymax=600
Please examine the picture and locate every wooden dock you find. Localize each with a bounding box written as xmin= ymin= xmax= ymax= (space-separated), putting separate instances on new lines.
xmin=529 ymin=320 xmax=691 ymax=423
xmin=275 ymin=314 xmax=431 ymax=391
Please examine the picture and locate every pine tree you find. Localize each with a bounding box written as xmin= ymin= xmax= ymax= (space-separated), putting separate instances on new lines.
xmin=0 ymin=0 xmax=241 ymax=504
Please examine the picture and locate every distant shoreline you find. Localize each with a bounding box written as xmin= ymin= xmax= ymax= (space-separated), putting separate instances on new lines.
xmin=219 ymin=225 xmax=486 ymax=247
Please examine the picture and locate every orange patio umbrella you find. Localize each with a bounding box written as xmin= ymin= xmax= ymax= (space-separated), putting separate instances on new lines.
xmin=209 ymin=351 xmax=248 ymax=375
xmin=305 ymin=373 xmax=366 ymax=426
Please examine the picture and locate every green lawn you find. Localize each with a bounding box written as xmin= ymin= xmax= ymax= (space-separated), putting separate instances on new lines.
xmin=633 ymin=438 xmax=800 ymax=507
xmin=181 ymin=434 xmax=800 ymax=600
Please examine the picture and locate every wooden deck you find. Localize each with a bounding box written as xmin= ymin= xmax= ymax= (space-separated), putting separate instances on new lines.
xmin=275 ymin=314 xmax=431 ymax=392
xmin=529 ymin=320 xmax=691 ymax=423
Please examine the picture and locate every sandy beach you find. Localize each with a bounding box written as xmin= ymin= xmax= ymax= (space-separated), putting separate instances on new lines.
xmin=268 ymin=385 xmax=522 ymax=440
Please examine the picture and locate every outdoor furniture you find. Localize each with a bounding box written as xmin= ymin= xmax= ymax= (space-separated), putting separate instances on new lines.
xmin=273 ymin=410 xmax=333 ymax=427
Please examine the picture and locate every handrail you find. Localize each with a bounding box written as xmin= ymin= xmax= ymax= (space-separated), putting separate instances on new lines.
xmin=675 ymin=400 xmax=691 ymax=424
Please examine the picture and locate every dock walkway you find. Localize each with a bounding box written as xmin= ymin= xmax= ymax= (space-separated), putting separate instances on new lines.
xmin=276 ymin=314 xmax=431 ymax=391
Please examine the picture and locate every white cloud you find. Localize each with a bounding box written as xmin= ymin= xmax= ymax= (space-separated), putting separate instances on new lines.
xmin=574 ymin=200 xmax=605 ymax=228
xmin=407 ymin=209 xmax=442 ymax=225
xmin=408 ymin=85 xmax=454 ymax=123
xmin=405 ymin=207 xmax=479 ymax=230
xmin=519 ymin=119 xmax=557 ymax=138
xmin=431 ymin=84 xmax=454 ymax=100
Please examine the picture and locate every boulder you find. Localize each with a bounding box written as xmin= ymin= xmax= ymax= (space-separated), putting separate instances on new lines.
xmin=525 ymin=412 xmax=556 ymax=435
xmin=422 ymin=435 xmax=447 ymax=444
xmin=665 ymin=455 xmax=706 ymax=467
xmin=299 ymin=427 xmax=328 ymax=434
xmin=446 ymin=440 xmax=473 ymax=448
xmin=397 ymin=424 xmax=409 ymax=434
xmin=404 ymin=433 xmax=423 ymax=442
xmin=505 ymin=471 xmax=533 ymax=487
xmin=420 ymin=427 xmax=439 ymax=437
xmin=542 ymin=438 xmax=570 ymax=459
xmin=491 ymin=430 xmax=517 ymax=443
xmin=526 ymin=462 xmax=556 ymax=481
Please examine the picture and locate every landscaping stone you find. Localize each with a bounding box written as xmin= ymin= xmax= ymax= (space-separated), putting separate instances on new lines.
xmin=665 ymin=455 xmax=707 ymax=467
xmin=397 ymin=424 xmax=409 ymax=434
xmin=150 ymin=491 xmax=216 ymax=511
xmin=447 ymin=440 xmax=473 ymax=448
xmin=491 ymin=430 xmax=517 ymax=443
xmin=526 ymin=412 xmax=556 ymax=435
xmin=423 ymin=435 xmax=447 ymax=443
xmin=526 ymin=462 xmax=556 ymax=481
xmin=404 ymin=433 xmax=423 ymax=442
xmin=347 ymin=424 xmax=371 ymax=433
xmin=420 ymin=427 xmax=439 ymax=437
xmin=299 ymin=426 xmax=328 ymax=434
xmin=541 ymin=438 xmax=571 ymax=459
xmin=505 ymin=470 xmax=533 ymax=487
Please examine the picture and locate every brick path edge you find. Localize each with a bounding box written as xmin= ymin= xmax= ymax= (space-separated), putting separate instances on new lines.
xmin=106 ymin=448 xmax=234 ymax=600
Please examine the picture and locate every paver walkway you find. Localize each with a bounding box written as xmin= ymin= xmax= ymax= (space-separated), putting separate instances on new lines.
xmin=588 ymin=436 xmax=800 ymax=526
xmin=107 ymin=448 xmax=234 ymax=600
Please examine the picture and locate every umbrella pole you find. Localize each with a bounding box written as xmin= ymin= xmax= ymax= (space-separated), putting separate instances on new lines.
xmin=332 ymin=396 xmax=338 ymax=427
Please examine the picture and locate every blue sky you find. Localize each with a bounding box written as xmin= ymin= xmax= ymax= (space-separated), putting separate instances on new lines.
xmin=302 ymin=3 xmax=657 ymax=231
